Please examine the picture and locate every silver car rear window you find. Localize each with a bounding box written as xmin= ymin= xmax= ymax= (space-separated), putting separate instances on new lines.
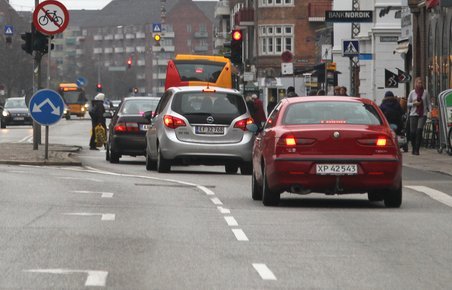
xmin=172 ymin=92 xmax=246 ymax=116
xmin=283 ymin=101 xmax=383 ymax=125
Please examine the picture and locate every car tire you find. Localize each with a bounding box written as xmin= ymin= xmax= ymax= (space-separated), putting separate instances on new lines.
xmin=240 ymin=162 xmax=253 ymax=175
xmin=110 ymin=151 xmax=120 ymax=164
xmin=262 ymin=165 xmax=279 ymax=206
xmin=146 ymin=150 xmax=156 ymax=171
xmin=66 ymin=114 xmax=70 ymax=120
xmin=251 ymin=167 xmax=263 ymax=201
xmin=105 ymin=142 xmax=110 ymax=161
xmin=384 ymin=183 xmax=402 ymax=208
xmin=0 ymin=122 xmax=5 ymax=129
xmin=225 ymin=164 xmax=238 ymax=174
xmin=368 ymin=191 xmax=384 ymax=202
xmin=157 ymin=146 xmax=170 ymax=173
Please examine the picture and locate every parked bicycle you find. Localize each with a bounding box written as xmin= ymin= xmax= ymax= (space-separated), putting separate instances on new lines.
xmin=38 ymin=10 xmax=63 ymax=26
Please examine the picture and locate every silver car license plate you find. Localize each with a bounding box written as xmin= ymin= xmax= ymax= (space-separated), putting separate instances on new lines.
xmin=140 ymin=124 xmax=150 ymax=131
xmin=316 ymin=164 xmax=358 ymax=175
xmin=195 ymin=126 xmax=224 ymax=135
xmin=13 ymin=117 xmax=24 ymax=121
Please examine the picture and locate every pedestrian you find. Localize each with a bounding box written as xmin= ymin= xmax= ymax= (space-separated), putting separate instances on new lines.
xmin=340 ymin=86 xmax=348 ymax=96
xmin=245 ymin=94 xmax=256 ymax=120
xmin=267 ymin=95 xmax=277 ymax=115
xmin=407 ymin=77 xmax=431 ymax=155
xmin=317 ymin=89 xmax=326 ymax=96
xmin=252 ymin=94 xmax=266 ymax=128
xmin=334 ymin=86 xmax=341 ymax=95
xmin=286 ymin=86 xmax=298 ymax=98
xmin=380 ymin=91 xmax=404 ymax=134
xmin=89 ymin=93 xmax=107 ymax=150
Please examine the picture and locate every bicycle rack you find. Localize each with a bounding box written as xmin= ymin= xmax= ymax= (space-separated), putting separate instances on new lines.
xmin=437 ymin=89 xmax=452 ymax=155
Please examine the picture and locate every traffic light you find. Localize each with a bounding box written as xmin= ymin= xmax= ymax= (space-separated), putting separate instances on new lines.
xmin=230 ymin=29 xmax=243 ymax=65
xmin=127 ymin=57 xmax=132 ymax=69
xmin=96 ymin=83 xmax=102 ymax=92
xmin=153 ymin=33 xmax=161 ymax=46
xmin=21 ymin=32 xmax=33 ymax=55
xmin=33 ymin=31 xmax=54 ymax=54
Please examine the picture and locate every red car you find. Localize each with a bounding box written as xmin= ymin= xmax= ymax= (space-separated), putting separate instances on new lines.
xmin=250 ymin=96 xmax=402 ymax=207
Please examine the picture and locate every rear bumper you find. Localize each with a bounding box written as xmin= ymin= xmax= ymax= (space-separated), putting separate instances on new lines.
xmin=111 ymin=134 xmax=146 ymax=156
xmin=267 ymin=157 xmax=402 ymax=194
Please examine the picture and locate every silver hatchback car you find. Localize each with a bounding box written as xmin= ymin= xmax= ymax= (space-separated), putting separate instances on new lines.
xmin=144 ymin=86 xmax=255 ymax=174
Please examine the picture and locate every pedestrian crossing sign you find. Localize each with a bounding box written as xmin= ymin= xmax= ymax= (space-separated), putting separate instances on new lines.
xmin=152 ymin=23 xmax=161 ymax=33
xmin=4 ymin=25 xmax=13 ymax=35
xmin=342 ymin=39 xmax=359 ymax=57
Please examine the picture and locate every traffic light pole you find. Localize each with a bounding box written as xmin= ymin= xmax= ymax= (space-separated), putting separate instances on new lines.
xmin=32 ymin=0 xmax=41 ymax=150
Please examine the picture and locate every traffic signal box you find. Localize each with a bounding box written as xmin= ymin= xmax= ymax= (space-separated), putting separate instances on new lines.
xmin=96 ymin=83 xmax=103 ymax=92
xmin=127 ymin=57 xmax=132 ymax=69
xmin=230 ymin=29 xmax=243 ymax=65
xmin=21 ymin=32 xmax=33 ymax=55
xmin=20 ymin=24 xmax=54 ymax=55
xmin=153 ymin=33 xmax=161 ymax=46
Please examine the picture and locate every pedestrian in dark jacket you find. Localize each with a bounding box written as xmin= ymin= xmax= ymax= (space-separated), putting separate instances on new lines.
xmin=89 ymin=93 xmax=106 ymax=150
xmin=252 ymin=94 xmax=266 ymax=128
xmin=380 ymin=91 xmax=404 ymax=134
xmin=286 ymin=86 xmax=298 ymax=98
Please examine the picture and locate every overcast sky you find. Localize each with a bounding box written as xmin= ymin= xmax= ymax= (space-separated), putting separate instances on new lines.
xmin=10 ymin=0 xmax=217 ymax=11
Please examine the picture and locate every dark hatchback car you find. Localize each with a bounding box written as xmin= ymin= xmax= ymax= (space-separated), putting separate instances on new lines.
xmin=1 ymin=97 xmax=33 ymax=129
xmin=105 ymin=96 xmax=160 ymax=163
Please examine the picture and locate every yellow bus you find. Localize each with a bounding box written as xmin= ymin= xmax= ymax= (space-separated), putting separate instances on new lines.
xmin=58 ymin=83 xmax=88 ymax=119
xmin=165 ymin=54 xmax=239 ymax=90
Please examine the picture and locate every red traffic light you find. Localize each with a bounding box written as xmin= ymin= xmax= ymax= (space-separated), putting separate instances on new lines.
xmin=232 ymin=29 xmax=242 ymax=41
xmin=127 ymin=58 xmax=132 ymax=65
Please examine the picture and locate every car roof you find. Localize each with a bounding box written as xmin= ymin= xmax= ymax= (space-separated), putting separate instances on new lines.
xmin=282 ymin=96 xmax=374 ymax=105
xmin=7 ymin=97 xmax=25 ymax=100
xmin=122 ymin=96 xmax=160 ymax=102
xmin=167 ymin=86 xmax=241 ymax=94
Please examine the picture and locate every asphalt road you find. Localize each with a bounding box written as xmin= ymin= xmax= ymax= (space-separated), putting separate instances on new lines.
xmin=1 ymin=119 xmax=452 ymax=289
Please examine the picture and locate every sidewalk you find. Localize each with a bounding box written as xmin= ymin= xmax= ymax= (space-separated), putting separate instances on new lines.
xmin=0 ymin=142 xmax=450 ymax=174
xmin=0 ymin=143 xmax=82 ymax=166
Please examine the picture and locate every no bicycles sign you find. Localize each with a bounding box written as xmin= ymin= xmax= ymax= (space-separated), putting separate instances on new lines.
xmin=33 ymin=0 xmax=69 ymax=35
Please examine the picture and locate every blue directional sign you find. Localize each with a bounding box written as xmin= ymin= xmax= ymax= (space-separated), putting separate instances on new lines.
xmin=76 ymin=76 xmax=87 ymax=87
xmin=152 ymin=23 xmax=161 ymax=33
xmin=29 ymin=89 xmax=65 ymax=126
xmin=342 ymin=39 xmax=360 ymax=57
xmin=4 ymin=25 xmax=13 ymax=35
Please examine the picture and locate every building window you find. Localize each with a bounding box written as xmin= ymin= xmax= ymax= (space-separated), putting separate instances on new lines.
xmin=260 ymin=0 xmax=293 ymax=7
xmin=187 ymin=25 xmax=192 ymax=33
xmin=259 ymin=25 xmax=294 ymax=56
xmin=199 ymin=24 xmax=206 ymax=32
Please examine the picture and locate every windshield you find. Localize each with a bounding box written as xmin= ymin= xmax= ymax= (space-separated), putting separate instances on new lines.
xmin=5 ymin=98 xmax=27 ymax=109
xmin=62 ymin=91 xmax=86 ymax=104
xmin=120 ymin=99 xmax=159 ymax=115
xmin=283 ymin=101 xmax=383 ymax=125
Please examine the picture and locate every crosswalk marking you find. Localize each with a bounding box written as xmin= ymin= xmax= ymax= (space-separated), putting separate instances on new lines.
xmin=405 ymin=186 xmax=452 ymax=208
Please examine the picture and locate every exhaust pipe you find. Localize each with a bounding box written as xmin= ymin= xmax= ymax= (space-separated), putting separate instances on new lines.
xmin=290 ymin=184 xmax=311 ymax=195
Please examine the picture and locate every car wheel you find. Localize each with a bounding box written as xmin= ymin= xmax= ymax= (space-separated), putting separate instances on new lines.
xmin=384 ymin=183 xmax=402 ymax=208
xmin=110 ymin=151 xmax=120 ymax=164
xmin=0 ymin=122 xmax=5 ymax=129
xmin=146 ymin=149 xmax=156 ymax=171
xmin=240 ymin=162 xmax=253 ymax=175
xmin=251 ymin=167 xmax=263 ymax=201
xmin=66 ymin=114 xmax=70 ymax=120
xmin=157 ymin=146 xmax=170 ymax=173
xmin=262 ymin=165 xmax=279 ymax=206
xmin=105 ymin=142 xmax=110 ymax=161
xmin=368 ymin=191 xmax=384 ymax=202
xmin=225 ymin=164 xmax=238 ymax=174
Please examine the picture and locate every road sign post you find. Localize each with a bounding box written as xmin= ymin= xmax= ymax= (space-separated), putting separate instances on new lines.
xmin=29 ymin=89 xmax=65 ymax=160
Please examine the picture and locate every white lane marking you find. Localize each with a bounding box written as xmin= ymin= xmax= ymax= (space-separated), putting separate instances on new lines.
xmin=217 ymin=206 xmax=231 ymax=214
xmin=197 ymin=185 xmax=215 ymax=195
xmin=252 ymin=264 xmax=277 ymax=280
xmin=405 ymin=186 xmax=452 ymax=208
xmin=224 ymin=216 xmax=238 ymax=227
xmin=8 ymin=170 xmax=27 ymax=173
xmin=232 ymin=229 xmax=248 ymax=241
xmin=211 ymin=197 xmax=223 ymax=205
xmin=73 ymin=190 xmax=114 ymax=198
xmin=18 ymin=135 xmax=33 ymax=143
xmin=58 ymin=177 xmax=103 ymax=182
xmin=24 ymin=269 xmax=108 ymax=287
xmin=63 ymin=213 xmax=115 ymax=221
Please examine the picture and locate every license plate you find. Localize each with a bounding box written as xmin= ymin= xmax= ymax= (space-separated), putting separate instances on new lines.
xmin=13 ymin=117 xmax=24 ymax=121
xmin=140 ymin=124 xmax=150 ymax=131
xmin=195 ymin=126 xmax=224 ymax=135
xmin=316 ymin=164 xmax=358 ymax=175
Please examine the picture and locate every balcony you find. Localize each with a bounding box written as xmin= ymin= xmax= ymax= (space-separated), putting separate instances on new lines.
xmin=193 ymin=45 xmax=209 ymax=52
xmin=234 ymin=8 xmax=254 ymax=26
xmin=162 ymin=31 xmax=175 ymax=38
xmin=104 ymin=47 xmax=113 ymax=54
xmin=125 ymin=33 xmax=135 ymax=39
xmin=214 ymin=0 xmax=230 ymax=18
xmin=126 ymin=47 xmax=135 ymax=53
xmin=114 ymin=47 xmax=124 ymax=53
xmin=137 ymin=60 xmax=146 ymax=66
xmin=104 ymin=34 xmax=113 ymax=40
xmin=136 ymin=32 xmax=146 ymax=39
xmin=114 ymin=34 xmax=124 ymax=40
xmin=152 ymin=45 xmax=175 ymax=52
xmin=94 ymin=35 xmax=103 ymax=41
xmin=93 ymin=48 xmax=102 ymax=54
xmin=308 ymin=2 xmax=332 ymax=22
xmin=136 ymin=46 xmax=146 ymax=53
xmin=65 ymin=37 xmax=76 ymax=45
xmin=76 ymin=49 xmax=83 ymax=55
xmin=153 ymin=73 xmax=167 ymax=79
xmin=194 ymin=31 xmax=208 ymax=38
xmin=152 ymin=59 xmax=169 ymax=66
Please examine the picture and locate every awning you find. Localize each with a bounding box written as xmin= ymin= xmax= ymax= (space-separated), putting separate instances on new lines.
xmin=394 ymin=40 xmax=411 ymax=54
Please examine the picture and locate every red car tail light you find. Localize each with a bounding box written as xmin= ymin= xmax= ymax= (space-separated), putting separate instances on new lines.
xmin=164 ymin=115 xmax=186 ymax=129
xmin=276 ymin=134 xmax=316 ymax=154
xmin=114 ymin=122 xmax=139 ymax=133
xmin=234 ymin=117 xmax=254 ymax=131
xmin=358 ymin=137 xmax=393 ymax=146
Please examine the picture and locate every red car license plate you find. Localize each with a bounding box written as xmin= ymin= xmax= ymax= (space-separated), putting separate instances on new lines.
xmin=316 ymin=164 xmax=358 ymax=175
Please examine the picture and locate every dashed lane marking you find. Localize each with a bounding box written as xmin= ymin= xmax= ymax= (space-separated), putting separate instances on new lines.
xmin=211 ymin=197 xmax=223 ymax=205
xmin=224 ymin=216 xmax=238 ymax=227
xmin=405 ymin=186 xmax=452 ymax=208
xmin=217 ymin=206 xmax=231 ymax=214
xmin=252 ymin=264 xmax=277 ymax=280
xmin=232 ymin=229 xmax=248 ymax=241
xmin=72 ymin=190 xmax=114 ymax=198
xmin=24 ymin=269 xmax=108 ymax=287
xmin=63 ymin=212 xmax=116 ymax=221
